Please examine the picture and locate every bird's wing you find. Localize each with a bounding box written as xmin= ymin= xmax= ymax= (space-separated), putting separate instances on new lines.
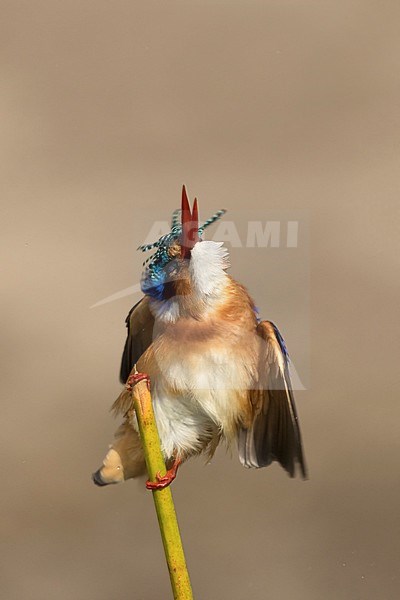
xmin=119 ymin=296 xmax=155 ymax=383
xmin=238 ymin=320 xmax=307 ymax=478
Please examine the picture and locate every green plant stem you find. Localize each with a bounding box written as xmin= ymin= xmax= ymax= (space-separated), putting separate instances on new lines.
xmin=132 ymin=378 xmax=194 ymax=600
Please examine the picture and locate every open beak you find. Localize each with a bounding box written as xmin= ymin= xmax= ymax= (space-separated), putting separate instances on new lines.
xmin=181 ymin=185 xmax=199 ymax=259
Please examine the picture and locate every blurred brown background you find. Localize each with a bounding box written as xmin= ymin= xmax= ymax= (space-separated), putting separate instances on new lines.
xmin=1 ymin=2 xmax=400 ymax=599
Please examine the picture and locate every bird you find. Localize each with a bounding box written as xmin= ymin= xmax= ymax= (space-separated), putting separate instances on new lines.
xmin=92 ymin=186 xmax=307 ymax=489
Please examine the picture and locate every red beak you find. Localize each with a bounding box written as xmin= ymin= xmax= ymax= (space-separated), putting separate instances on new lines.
xmin=181 ymin=185 xmax=199 ymax=259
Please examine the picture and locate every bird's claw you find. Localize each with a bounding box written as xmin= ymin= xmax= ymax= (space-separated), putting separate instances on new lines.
xmin=146 ymin=469 xmax=177 ymax=490
xmin=125 ymin=371 xmax=151 ymax=392
xmin=146 ymin=460 xmax=181 ymax=491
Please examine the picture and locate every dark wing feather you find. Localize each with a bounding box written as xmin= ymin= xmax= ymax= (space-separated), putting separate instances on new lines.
xmin=119 ymin=297 xmax=155 ymax=383
xmin=238 ymin=321 xmax=307 ymax=478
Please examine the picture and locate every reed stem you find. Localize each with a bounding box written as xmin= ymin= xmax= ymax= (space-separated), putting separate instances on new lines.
xmin=132 ymin=377 xmax=194 ymax=600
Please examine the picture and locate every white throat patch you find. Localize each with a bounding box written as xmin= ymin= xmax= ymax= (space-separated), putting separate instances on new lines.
xmin=189 ymin=240 xmax=230 ymax=296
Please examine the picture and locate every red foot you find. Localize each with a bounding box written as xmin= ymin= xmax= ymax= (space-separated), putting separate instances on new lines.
xmin=146 ymin=459 xmax=181 ymax=491
xmin=125 ymin=371 xmax=151 ymax=392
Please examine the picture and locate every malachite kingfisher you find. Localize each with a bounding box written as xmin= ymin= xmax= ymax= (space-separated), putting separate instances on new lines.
xmin=92 ymin=186 xmax=307 ymax=489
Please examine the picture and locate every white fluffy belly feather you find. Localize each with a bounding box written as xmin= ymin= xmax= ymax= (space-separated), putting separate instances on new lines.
xmin=150 ymin=348 xmax=253 ymax=459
